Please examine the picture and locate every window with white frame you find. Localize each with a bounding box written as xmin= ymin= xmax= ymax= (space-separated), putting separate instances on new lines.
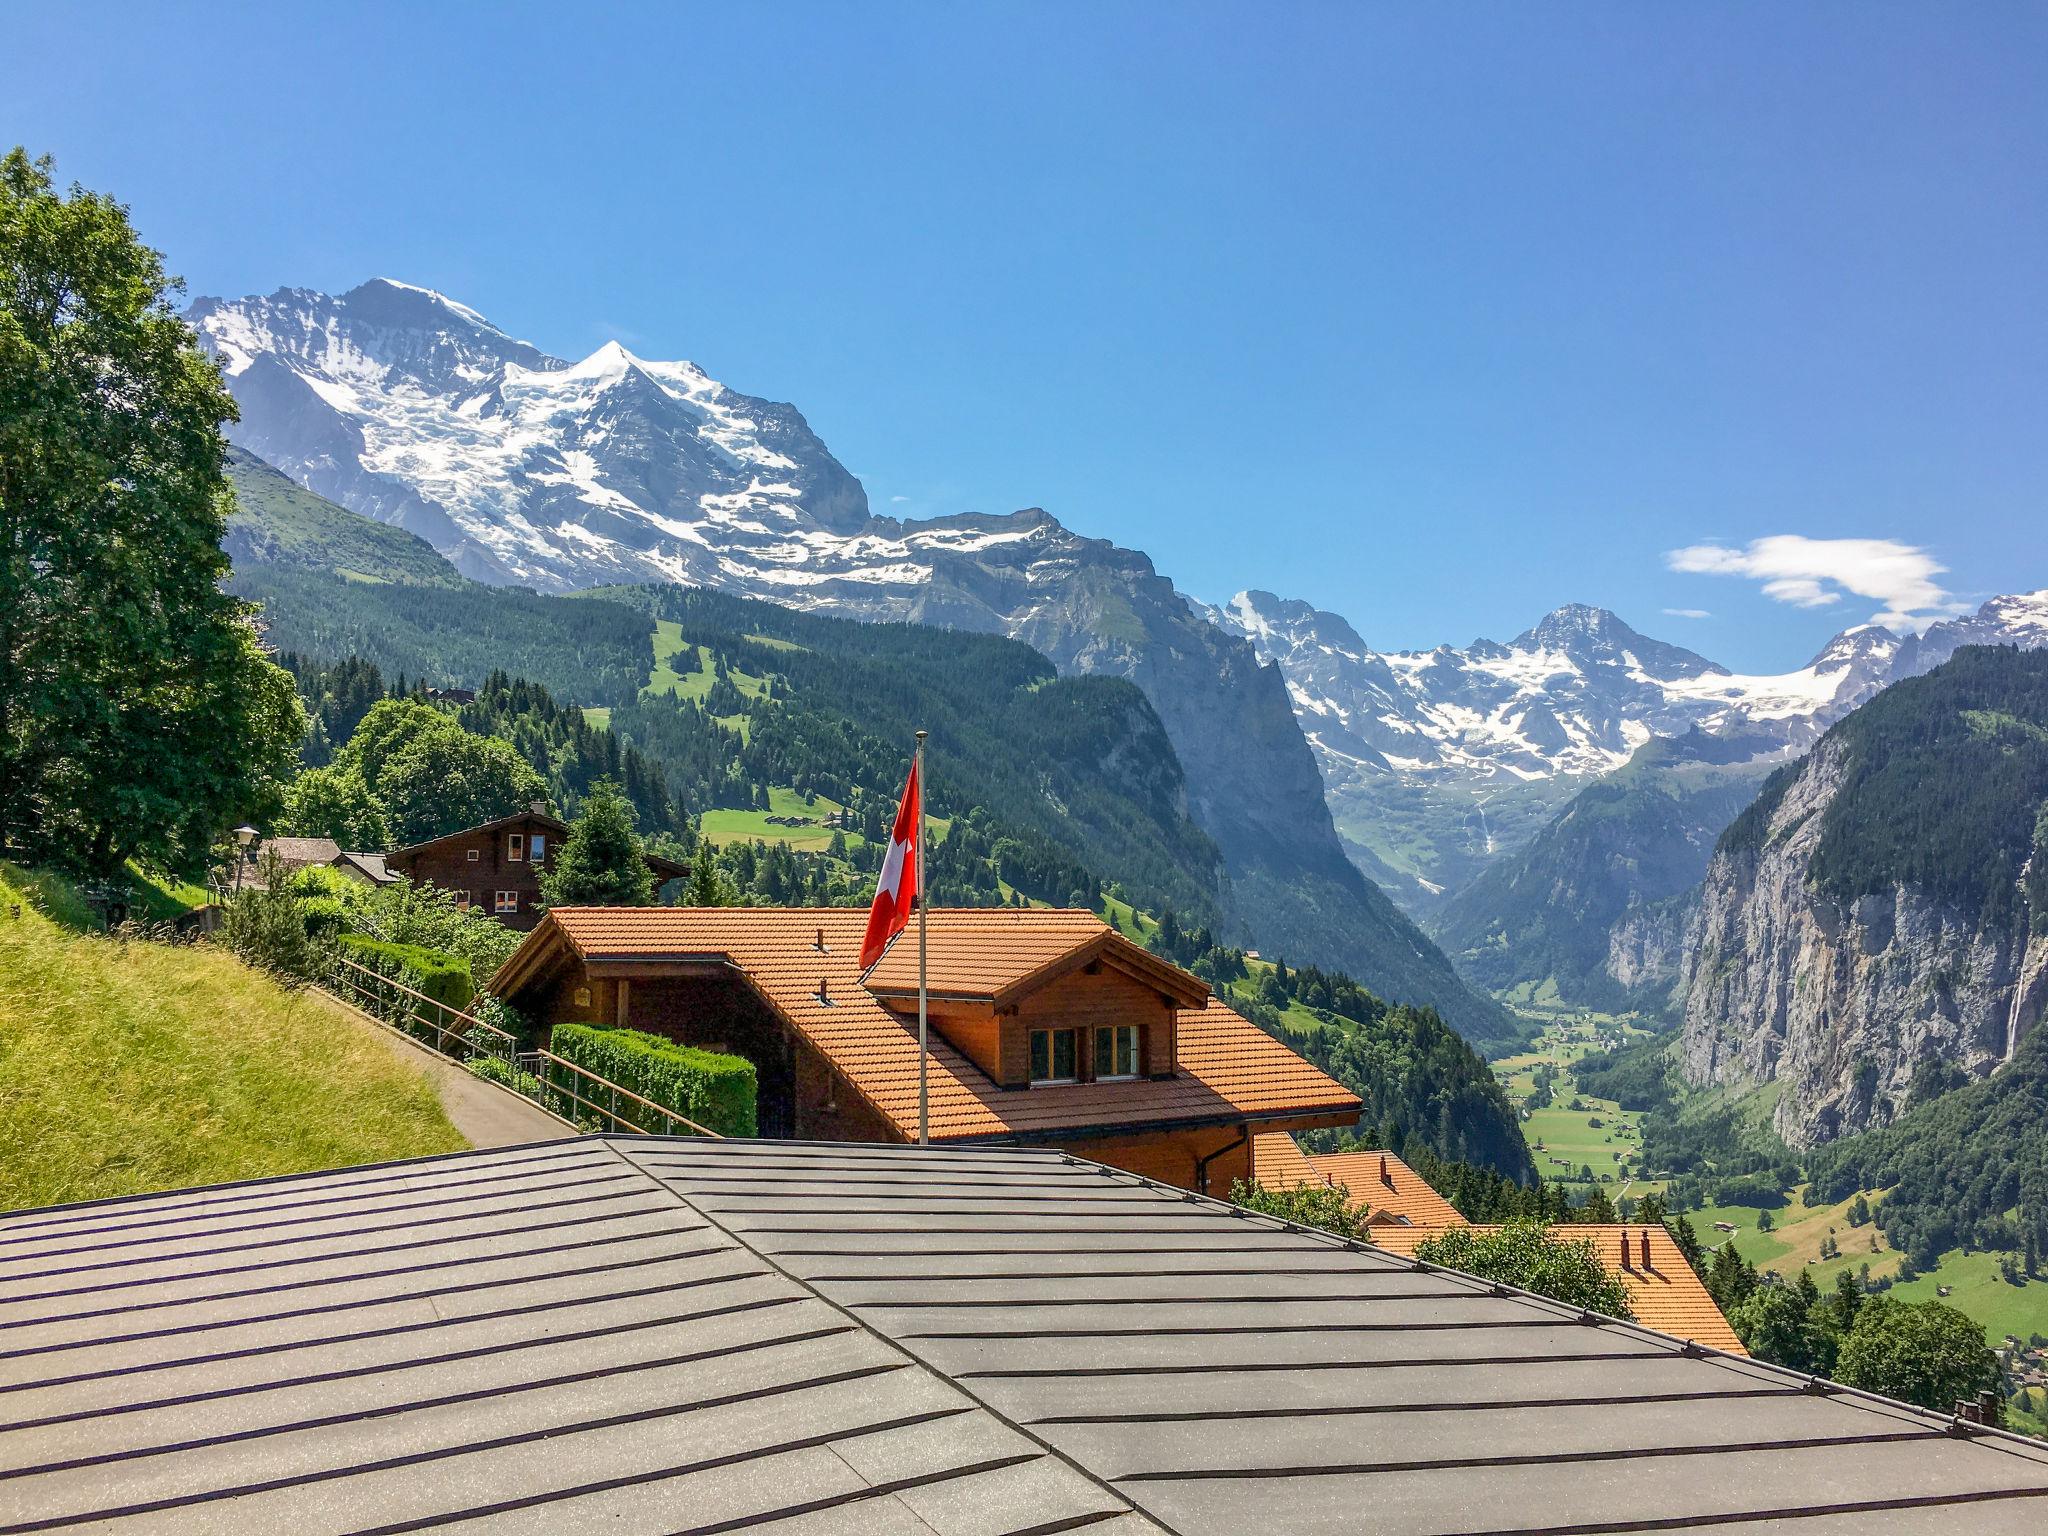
xmin=507 ymin=833 xmax=524 ymax=862
xmin=1094 ymin=1024 xmax=1139 ymax=1080
xmin=529 ymin=832 xmax=546 ymax=865
xmin=1029 ymin=1027 xmax=1078 ymax=1085
xmin=467 ymin=848 xmax=480 ymax=863
xmin=494 ymin=890 xmax=519 ymax=915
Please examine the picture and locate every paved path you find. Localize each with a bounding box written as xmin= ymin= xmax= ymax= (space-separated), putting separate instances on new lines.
xmin=315 ymin=990 xmax=572 ymax=1148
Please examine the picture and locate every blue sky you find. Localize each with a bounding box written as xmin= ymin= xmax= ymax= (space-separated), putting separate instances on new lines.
xmin=10 ymin=2 xmax=2044 ymax=667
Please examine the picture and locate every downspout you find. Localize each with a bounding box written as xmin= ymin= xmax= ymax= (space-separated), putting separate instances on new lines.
xmin=1193 ymin=1126 xmax=1250 ymax=1198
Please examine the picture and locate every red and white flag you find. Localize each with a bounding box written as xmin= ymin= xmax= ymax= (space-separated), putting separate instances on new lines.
xmin=860 ymin=757 xmax=920 ymax=971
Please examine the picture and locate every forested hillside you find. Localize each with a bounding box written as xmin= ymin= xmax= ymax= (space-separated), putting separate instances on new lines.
xmin=225 ymin=447 xmax=463 ymax=589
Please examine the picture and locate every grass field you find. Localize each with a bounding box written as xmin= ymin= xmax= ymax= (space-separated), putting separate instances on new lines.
xmin=0 ymin=864 xmax=465 ymax=1211
xmin=1490 ymin=1008 xmax=1659 ymax=1194
xmin=699 ymin=786 xmax=865 ymax=851
xmin=581 ymin=706 xmax=612 ymax=730
xmin=644 ymin=620 xmax=770 ymax=738
xmin=1888 ymin=1248 xmax=2048 ymax=1344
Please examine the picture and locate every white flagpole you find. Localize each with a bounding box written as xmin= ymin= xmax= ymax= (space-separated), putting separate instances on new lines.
xmin=915 ymin=728 xmax=929 ymax=1146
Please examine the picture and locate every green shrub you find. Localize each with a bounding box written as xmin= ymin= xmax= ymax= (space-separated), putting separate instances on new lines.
xmin=336 ymin=934 xmax=475 ymax=1028
xmin=468 ymin=1054 xmax=546 ymax=1100
xmin=549 ymin=1021 xmax=755 ymax=1138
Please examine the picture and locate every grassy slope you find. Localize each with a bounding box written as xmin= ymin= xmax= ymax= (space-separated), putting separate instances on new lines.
xmin=0 ymin=865 xmax=465 ymax=1211
xmin=224 ymin=446 xmax=464 ymax=588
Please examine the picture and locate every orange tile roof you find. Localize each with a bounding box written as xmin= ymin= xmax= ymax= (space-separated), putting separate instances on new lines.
xmin=1305 ymin=1148 xmax=1466 ymax=1228
xmin=1253 ymin=1133 xmax=1467 ymax=1228
xmin=861 ymin=908 xmax=1207 ymax=1007
xmin=1367 ymin=1222 xmax=1747 ymax=1355
xmin=497 ymin=907 xmax=1361 ymax=1145
xmin=1251 ymin=1131 xmax=1330 ymax=1192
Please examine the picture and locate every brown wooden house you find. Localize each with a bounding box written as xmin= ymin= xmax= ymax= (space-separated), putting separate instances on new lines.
xmin=385 ymin=806 xmax=687 ymax=931
xmin=489 ymin=906 xmax=1362 ymax=1190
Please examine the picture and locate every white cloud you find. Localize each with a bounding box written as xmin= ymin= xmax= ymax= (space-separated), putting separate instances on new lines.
xmin=1662 ymin=607 xmax=1711 ymax=619
xmin=890 ymin=495 xmax=910 ymax=504
xmin=1665 ymin=535 xmax=1967 ymax=632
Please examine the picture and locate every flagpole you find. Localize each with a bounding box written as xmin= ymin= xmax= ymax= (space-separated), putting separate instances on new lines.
xmin=914 ymin=728 xmax=929 ymax=1146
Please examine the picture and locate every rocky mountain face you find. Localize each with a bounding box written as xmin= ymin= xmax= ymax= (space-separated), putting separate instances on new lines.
xmin=194 ymin=281 xmax=1511 ymax=1043
xmin=1205 ymin=590 xmax=1913 ymax=912
xmin=1678 ymin=647 xmax=2048 ymax=1147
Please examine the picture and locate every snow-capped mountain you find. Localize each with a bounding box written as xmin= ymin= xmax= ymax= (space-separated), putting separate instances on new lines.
xmin=194 ymin=280 xmax=1516 ymax=1043
xmin=1206 ymin=588 xmax=2046 ymax=909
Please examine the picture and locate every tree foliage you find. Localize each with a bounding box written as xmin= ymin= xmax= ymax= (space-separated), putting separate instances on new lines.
xmin=1413 ymin=1222 xmax=1636 ymax=1320
xmin=540 ymin=779 xmax=655 ymax=907
xmin=0 ymin=148 xmax=302 ymax=873
xmin=1833 ymin=1296 xmax=2000 ymax=1413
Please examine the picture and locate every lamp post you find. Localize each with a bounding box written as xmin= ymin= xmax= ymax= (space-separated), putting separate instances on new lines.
xmin=233 ymin=825 xmax=258 ymax=896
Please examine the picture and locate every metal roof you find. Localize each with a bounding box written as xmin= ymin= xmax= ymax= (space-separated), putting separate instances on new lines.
xmin=6 ymin=1138 xmax=2048 ymax=1534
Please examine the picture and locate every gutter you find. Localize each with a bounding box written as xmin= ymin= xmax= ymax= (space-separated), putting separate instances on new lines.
xmin=1193 ymin=1125 xmax=1250 ymax=1197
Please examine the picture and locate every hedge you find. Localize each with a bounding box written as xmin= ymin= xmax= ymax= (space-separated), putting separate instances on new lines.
xmin=549 ymin=1022 xmax=756 ymax=1139
xmin=336 ymin=934 xmax=475 ymax=1025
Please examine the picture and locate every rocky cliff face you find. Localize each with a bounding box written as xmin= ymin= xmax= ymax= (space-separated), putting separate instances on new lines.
xmin=1679 ymin=737 xmax=2048 ymax=1146
xmin=1606 ymin=891 xmax=1697 ymax=1000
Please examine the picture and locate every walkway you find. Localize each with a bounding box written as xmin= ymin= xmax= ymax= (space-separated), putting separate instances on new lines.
xmin=313 ymin=989 xmax=571 ymax=1147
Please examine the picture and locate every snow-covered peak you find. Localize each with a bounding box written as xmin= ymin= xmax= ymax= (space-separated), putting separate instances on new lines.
xmin=352 ymin=278 xmax=503 ymax=333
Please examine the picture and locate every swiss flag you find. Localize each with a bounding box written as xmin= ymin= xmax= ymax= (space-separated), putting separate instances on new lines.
xmin=860 ymin=757 xmax=921 ymax=971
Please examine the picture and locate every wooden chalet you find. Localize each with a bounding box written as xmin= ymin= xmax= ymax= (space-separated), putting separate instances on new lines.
xmin=490 ymin=907 xmax=1362 ymax=1190
xmin=1255 ymin=1132 xmax=1745 ymax=1353
xmin=384 ymin=805 xmax=687 ymax=931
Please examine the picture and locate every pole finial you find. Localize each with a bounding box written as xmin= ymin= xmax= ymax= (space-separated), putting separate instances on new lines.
xmin=915 ymin=727 xmax=927 ymax=742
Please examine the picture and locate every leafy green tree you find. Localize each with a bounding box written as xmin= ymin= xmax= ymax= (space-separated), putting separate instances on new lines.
xmin=328 ymin=698 xmax=545 ymax=845
xmin=0 ymin=148 xmax=303 ymax=873
xmin=1415 ymin=1222 xmax=1636 ymax=1320
xmin=376 ymin=728 xmax=546 ymax=846
xmin=540 ymin=779 xmax=654 ymax=907
xmin=1833 ymin=1297 xmax=1998 ymax=1414
xmin=281 ymin=764 xmax=388 ymax=848
xmin=1730 ymin=1274 xmax=1835 ymax=1376
xmin=1756 ymin=1209 xmax=1775 ymax=1233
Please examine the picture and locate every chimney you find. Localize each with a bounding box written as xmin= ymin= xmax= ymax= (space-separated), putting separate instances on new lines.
xmin=1619 ymin=1234 xmax=1634 ymax=1272
xmin=816 ymin=976 xmax=831 ymax=1005
xmin=530 ymin=800 xmax=546 ymax=816
xmin=1378 ymin=1154 xmax=1391 ymax=1187
xmin=1640 ymin=1229 xmax=1653 ymax=1270
xmin=814 ymin=926 xmax=826 ymax=951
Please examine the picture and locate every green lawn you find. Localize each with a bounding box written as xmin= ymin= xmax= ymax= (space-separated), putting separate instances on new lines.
xmin=1490 ymin=1010 xmax=1655 ymax=1190
xmin=699 ymin=786 xmax=864 ymax=851
xmin=581 ymin=706 xmax=612 ymax=730
xmin=1887 ymin=1248 xmax=2048 ymax=1345
xmin=0 ymin=864 xmax=465 ymax=1211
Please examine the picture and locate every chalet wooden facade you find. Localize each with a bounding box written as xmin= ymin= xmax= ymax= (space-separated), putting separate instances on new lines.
xmin=384 ymin=806 xmax=686 ymax=931
xmin=490 ymin=907 xmax=1362 ymax=1190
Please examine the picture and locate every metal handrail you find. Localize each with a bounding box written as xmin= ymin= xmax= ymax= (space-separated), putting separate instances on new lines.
xmin=324 ymin=951 xmax=517 ymax=1061
xmin=520 ymin=1050 xmax=720 ymax=1139
xmin=318 ymin=950 xmax=717 ymax=1140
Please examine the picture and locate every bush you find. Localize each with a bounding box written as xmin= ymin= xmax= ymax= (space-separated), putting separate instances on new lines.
xmin=1414 ymin=1221 xmax=1636 ymax=1321
xmin=336 ymin=934 xmax=474 ymax=1029
xmin=549 ymin=1021 xmax=756 ymax=1138
xmin=216 ymin=855 xmax=327 ymax=985
xmin=1833 ymin=1296 xmax=1998 ymax=1413
xmin=468 ymin=1054 xmax=546 ymax=1099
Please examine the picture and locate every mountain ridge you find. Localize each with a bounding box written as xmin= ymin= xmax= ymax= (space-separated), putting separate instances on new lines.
xmin=201 ymin=290 xmax=1515 ymax=1045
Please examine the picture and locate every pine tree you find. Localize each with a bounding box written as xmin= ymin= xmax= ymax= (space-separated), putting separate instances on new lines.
xmin=539 ymin=779 xmax=653 ymax=906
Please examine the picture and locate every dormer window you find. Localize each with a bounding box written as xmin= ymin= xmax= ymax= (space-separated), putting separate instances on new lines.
xmin=1094 ymin=1024 xmax=1139 ymax=1081
xmin=1029 ymin=1027 xmax=1077 ymax=1085
xmin=508 ymin=833 xmax=524 ymax=862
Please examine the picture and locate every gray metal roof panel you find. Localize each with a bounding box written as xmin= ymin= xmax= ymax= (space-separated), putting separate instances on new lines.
xmin=5 ymin=1135 xmax=2046 ymax=1534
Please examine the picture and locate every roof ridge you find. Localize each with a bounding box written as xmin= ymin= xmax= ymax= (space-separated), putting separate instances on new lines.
xmin=604 ymin=1138 xmax=1172 ymax=1531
